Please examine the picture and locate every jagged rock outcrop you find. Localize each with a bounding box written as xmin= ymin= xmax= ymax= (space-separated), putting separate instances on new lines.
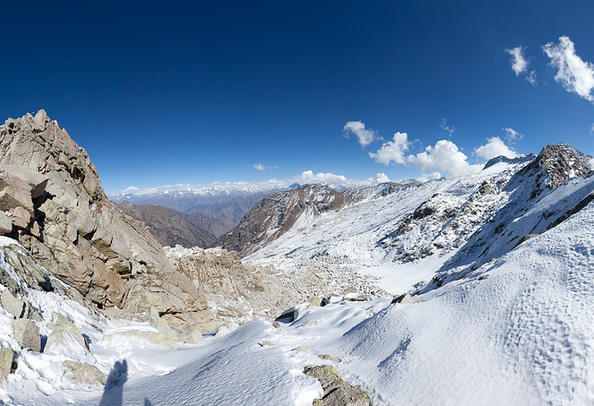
xmin=424 ymin=144 xmax=594 ymax=287
xmin=219 ymin=184 xmax=352 ymax=256
xmin=517 ymin=142 xmax=593 ymax=192
xmin=117 ymin=201 xmax=216 ymax=248
xmin=0 ymin=111 xmax=213 ymax=333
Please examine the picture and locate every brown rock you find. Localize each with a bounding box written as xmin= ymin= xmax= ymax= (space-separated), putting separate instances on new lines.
xmin=11 ymin=207 xmax=31 ymax=229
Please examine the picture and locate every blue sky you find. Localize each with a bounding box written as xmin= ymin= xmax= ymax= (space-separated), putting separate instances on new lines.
xmin=2 ymin=1 xmax=594 ymax=194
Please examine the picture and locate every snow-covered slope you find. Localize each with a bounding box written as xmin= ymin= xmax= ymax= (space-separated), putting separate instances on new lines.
xmin=219 ymin=184 xmax=353 ymax=256
xmin=244 ymin=161 xmax=523 ymax=293
xmin=243 ymin=144 xmax=594 ymax=295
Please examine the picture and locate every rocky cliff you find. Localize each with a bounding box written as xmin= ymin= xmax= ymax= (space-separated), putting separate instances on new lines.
xmin=0 ymin=110 xmax=213 ymax=335
xmin=219 ymin=184 xmax=352 ymax=256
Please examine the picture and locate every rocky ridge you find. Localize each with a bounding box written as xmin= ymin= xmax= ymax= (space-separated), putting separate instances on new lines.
xmin=219 ymin=184 xmax=355 ymax=256
xmin=0 ymin=110 xmax=382 ymax=344
xmin=0 ymin=110 xmax=213 ymax=336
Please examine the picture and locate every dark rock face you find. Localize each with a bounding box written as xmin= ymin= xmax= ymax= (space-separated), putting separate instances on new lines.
xmin=219 ymin=184 xmax=351 ymax=256
xmin=117 ymin=201 xmax=216 ymax=248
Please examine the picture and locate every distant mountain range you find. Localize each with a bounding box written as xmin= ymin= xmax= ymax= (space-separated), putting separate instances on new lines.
xmin=111 ymin=186 xmax=288 ymax=212
xmin=113 ymin=189 xmax=276 ymax=247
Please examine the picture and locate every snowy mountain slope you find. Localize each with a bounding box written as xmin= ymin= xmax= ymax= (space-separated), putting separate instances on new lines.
xmin=97 ymin=194 xmax=594 ymax=405
xmin=244 ymin=161 xmax=528 ymax=292
xmin=244 ymin=143 xmax=593 ymax=296
xmin=437 ymin=172 xmax=594 ymax=278
xmin=5 ymin=143 xmax=594 ymax=406
xmin=427 ymin=143 xmax=594 ymax=288
xmin=219 ymin=184 xmax=353 ymax=256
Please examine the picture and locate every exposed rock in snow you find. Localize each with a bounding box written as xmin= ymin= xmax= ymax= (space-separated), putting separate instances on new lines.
xmin=44 ymin=314 xmax=89 ymax=355
xmin=62 ymin=360 xmax=106 ymax=385
xmin=0 ymin=111 xmax=216 ymax=334
xmin=304 ymin=364 xmax=371 ymax=406
xmin=219 ymin=184 xmax=355 ymax=256
xmin=0 ymin=289 xmax=26 ymax=319
xmin=165 ymin=245 xmax=386 ymax=326
xmin=0 ymin=348 xmax=13 ymax=381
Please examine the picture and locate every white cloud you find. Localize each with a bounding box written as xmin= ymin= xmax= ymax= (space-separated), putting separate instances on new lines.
xmin=343 ymin=121 xmax=378 ymax=147
xmin=251 ymin=163 xmax=278 ymax=171
xmin=440 ymin=119 xmax=455 ymax=137
xmin=369 ymin=132 xmax=410 ymax=165
xmin=526 ymin=70 xmax=537 ymax=85
xmin=293 ymin=170 xmax=349 ymax=185
xmin=121 ymin=186 xmax=139 ymax=193
xmin=591 ymin=123 xmax=594 ymax=134
xmin=543 ymin=36 xmax=594 ymax=103
xmin=416 ymin=172 xmax=442 ymax=182
xmin=502 ymin=127 xmax=524 ymax=142
xmin=506 ymin=46 xmax=528 ymax=76
xmin=475 ymin=137 xmax=518 ymax=160
xmin=376 ymin=173 xmax=390 ymax=183
xmin=407 ymin=140 xmax=482 ymax=177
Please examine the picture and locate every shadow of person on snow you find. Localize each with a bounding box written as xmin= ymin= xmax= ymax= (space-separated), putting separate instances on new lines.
xmin=99 ymin=359 xmax=128 ymax=406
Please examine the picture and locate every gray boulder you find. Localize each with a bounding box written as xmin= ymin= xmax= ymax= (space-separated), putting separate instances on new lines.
xmin=0 ymin=348 xmax=13 ymax=381
xmin=63 ymin=360 xmax=106 ymax=385
xmin=0 ymin=289 xmax=25 ymax=319
xmin=304 ymin=365 xmax=371 ymax=406
xmin=0 ymin=211 xmax=12 ymax=235
xmin=12 ymin=318 xmax=40 ymax=351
